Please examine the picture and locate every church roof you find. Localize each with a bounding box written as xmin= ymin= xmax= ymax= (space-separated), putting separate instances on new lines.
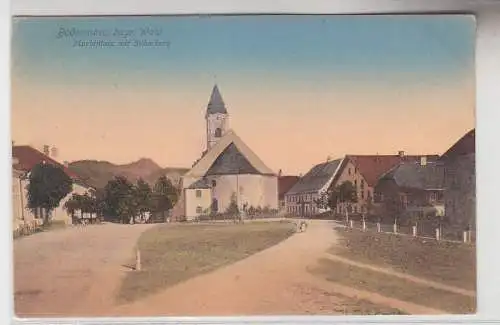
xmin=206 ymin=143 xmax=260 ymax=175
xmin=187 ymin=178 xmax=212 ymax=189
xmin=184 ymin=130 xmax=275 ymax=178
xmin=206 ymin=84 xmax=227 ymax=115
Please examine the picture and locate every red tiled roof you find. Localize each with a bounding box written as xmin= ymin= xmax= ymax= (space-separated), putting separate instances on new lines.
xmin=345 ymin=154 xmax=440 ymax=187
xmin=12 ymin=145 xmax=81 ymax=180
xmin=278 ymin=176 xmax=300 ymax=199
xmin=441 ymin=129 xmax=475 ymax=160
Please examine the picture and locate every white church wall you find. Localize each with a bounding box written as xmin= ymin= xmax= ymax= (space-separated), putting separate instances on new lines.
xmin=211 ymin=174 xmax=278 ymax=213
xmin=184 ymin=188 xmax=212 ymax=220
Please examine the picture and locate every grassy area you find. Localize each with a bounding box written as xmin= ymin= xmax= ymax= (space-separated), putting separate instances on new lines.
xmin=117 ymin=221 xmax=296 ymax=303
xmin=310 ymin=258 xmax=476 ymax=314
xmin=332 ymin=228 xmax=476 ymax=291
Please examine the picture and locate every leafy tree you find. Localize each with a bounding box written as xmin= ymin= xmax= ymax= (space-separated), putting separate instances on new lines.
xmin=63 ymin=193 xmax=81 ymax=220
xmin=136 ymin=178 xmax=153 ymax=222
xmin=27 ymin=163 xmax=73 ymax=225
xmin=327 ymin=181 xmax=358 ymax=217
xmin=103 ymin=176 xmax=136 ymax=223
xmin=314 ymin=192 xmax=330 ymax=210
xmin=153 ymin=176 xmax=178 ymax=221
xmin=225 ymin=192 xmax=239 ymax=216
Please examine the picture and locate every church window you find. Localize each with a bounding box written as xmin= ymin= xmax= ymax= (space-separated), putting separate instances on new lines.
xmin=195 ymin=190 xmax=202 ymax=198
xmin=212 ymin=180 xmax=217 ymax=187
xmin=196 ymin=206 xmax=203 ymax=214
xmin=214 ymin=128 xmax=222 ymax=138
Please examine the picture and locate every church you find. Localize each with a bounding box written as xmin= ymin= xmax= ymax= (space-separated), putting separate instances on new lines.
xmin=182 ymin=85 xmax=278 ymax=219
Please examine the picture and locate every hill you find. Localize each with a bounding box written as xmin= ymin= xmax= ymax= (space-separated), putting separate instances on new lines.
xmin=68 ymin=158 xmax=189 ymax=189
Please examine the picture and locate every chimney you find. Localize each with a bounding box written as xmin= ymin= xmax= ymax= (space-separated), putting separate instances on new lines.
xmin=398 ymin=150 xmax=405 ymax=158
xmin=43 ymin=145 xmax=50 ymax=156
xmin=50 ymin=146 xmax=58 ymax=158
xmin=326 ymin=155 xmax=331 ymax=162
xmin=63 ymin=161 xmax=69 ymax=168
xmin=420 ymin=156 xmax=427 ymax=166
xmin=278 ymin=169 xmax=282 ymax=177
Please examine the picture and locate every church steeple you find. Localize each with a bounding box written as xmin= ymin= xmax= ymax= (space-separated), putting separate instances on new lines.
xmin=206 ymin=84 xmax=227 ymax=116
xmin=206 ymin=84 xmax=229 ymax=150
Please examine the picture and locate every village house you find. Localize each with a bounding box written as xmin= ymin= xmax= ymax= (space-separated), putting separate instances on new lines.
xmin=181 ymin=85 xmax=278 ymax=220
xmin=440 ymin=129 xmax=475 ymax=233
xmin=284 ymin=158 xmax=343 ymax=216
xmin=12 ymin=145 xmax=93 ymax=226
xmin=277 ymin=173 xmax=300 ymax=212
xmin=374 ymin=157 xmax=445 ymax=222
xmin=285 ymin=152 xmax=439 ymax=217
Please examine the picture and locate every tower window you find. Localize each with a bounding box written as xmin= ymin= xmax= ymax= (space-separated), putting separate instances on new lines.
xmin=214 ymin=128 xmax=222 ymax=138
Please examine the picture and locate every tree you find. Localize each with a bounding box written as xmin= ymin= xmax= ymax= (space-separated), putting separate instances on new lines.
xmin=63 ymin=193 xmax=81 ymax=221
xmin=27 ymin=163 xmax=73 ymax=225
xmin=103 ymin=176 xmax=136 ymax=224
xmin=226 ymin=192 xmax=239 ymax=216
xmin=135 ymin=178 xmax=153 ymax=222
xmin=327 ymin=181 xmax=358 ymax=220
xmin=153 ymin=176 xmax=178 ymax=222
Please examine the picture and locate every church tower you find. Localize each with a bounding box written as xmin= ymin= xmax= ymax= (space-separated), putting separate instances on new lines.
xmin=206 ymin=84 xmax=229 ymax=150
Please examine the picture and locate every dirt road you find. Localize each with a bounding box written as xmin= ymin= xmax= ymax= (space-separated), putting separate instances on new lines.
xmin=13 ymin=223 xmax=154 ymax=317
xmin=111 ymin=220 xmax=445 ymax=316
xmin=14 ymin=219 xmax=447 ymax=317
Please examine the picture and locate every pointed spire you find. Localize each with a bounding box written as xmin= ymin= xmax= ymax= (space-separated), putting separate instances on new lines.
xmin=207 ymin=84 xmax=227 ymax=115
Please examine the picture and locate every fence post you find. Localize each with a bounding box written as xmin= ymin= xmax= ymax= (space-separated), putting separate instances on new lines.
xmin=135 ymin=249 xmax=141 ymax=271
xmin=463 ymin=231 xmax=468 ymax=243
xmin=412 ymin=225 xmax=417 ymax=237
xmin=377 ymin=222 xmax=381 ymax=233
xmin=393 ymin=223 xmax=397 ymax=234
xmin=362 ymin=219 xmax=366 ymax=232
xmin=435 ymin=228 xmax=440 ymax=241
xmin=349 ymin=220 xmax=353 ymax=229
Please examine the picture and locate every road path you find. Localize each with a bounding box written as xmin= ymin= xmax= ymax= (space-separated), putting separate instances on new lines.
xmin=14 ymin=219 xmax=449 ymax=317
xmin=13 ymin=222 xmax=154 ymax=317
xmin=111 ymin=220 xmax=446 ymax=316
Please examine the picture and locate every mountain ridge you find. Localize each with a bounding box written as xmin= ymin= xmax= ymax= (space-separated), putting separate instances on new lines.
xmin=68 ymin=158 xmax=189 ymax=189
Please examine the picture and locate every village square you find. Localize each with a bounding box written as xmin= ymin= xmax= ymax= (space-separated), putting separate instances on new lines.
xmin=11 ymin=84 xmax=476 ymax=317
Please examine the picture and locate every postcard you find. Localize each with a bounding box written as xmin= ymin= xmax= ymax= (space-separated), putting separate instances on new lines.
xmin=11 ymin=14 xmax=476 ymax=318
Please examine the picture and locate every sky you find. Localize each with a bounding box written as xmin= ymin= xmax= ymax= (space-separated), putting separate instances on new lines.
xmin=11 ymin=15 xmax=476 ymax=175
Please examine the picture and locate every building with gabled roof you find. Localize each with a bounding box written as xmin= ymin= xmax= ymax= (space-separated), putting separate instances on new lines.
xmin=12 ymin=145 xmax=93 ymax=225
xmin=440 ymin=129 xmax=475 ymax=234
xmin=375 ymin=158 xmax=446 ymax=220
xmin=284 ymin=158 xmax=343 ymax=216
xmin=180 ymin=85 xmax=278 ymax=220
xmin=285 ymin=152 xmax=440 ymax=217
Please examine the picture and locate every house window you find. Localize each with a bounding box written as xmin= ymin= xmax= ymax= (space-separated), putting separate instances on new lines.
xmin=196 ymin=190 xmax=202 ymax=198
xmin=212 ymin=180 xmax=217 ymax=187
xmin=354 ymin=180 xmax=357 ymax=189
xmin=361 ymin=179 xmax=365 ymax=189
xmin=361 ymin=190 xmax=364 ymax=199
xmin=196 ymin=206 xmax=203 ymax=214
xmin=348 ymin=168 xmax=351 ymax=175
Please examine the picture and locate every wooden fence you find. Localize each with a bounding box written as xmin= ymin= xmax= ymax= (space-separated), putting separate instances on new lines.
xmin=342 ymin=219 xmax=476 ymax=244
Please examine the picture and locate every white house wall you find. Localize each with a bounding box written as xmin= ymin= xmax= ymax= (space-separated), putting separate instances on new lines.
xmin=52 ymin=183 xmax=90 ymax=225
